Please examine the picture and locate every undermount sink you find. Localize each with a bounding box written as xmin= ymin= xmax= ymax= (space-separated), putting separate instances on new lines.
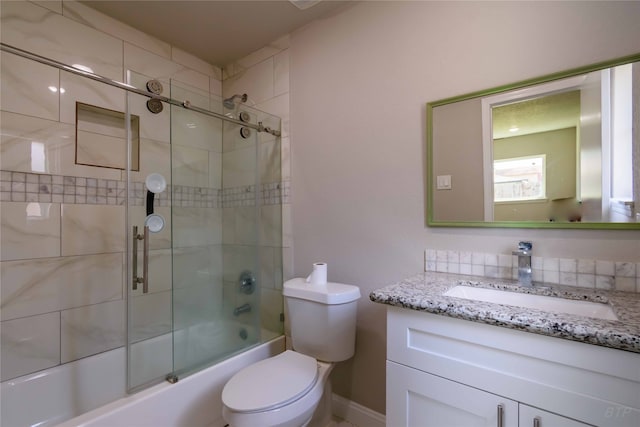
xmin=444 ymin=285 xmax=618 ymax=321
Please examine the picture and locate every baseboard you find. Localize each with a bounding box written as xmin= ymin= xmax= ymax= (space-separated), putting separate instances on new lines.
xmin=332 ymin=393 xmax=385 ymax=427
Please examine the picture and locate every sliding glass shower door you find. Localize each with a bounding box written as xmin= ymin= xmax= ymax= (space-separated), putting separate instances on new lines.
xmin=126 ymin=76 xmax=269 ymax=391
xmin=169 ymin=80 xmax=261 ymax=378
xmin=126 ymin=72 xmax=174 ymax=392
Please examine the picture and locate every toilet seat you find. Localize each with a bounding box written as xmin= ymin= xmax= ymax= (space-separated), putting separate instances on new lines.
xmin=222 ymin=351 xmax=318 ymax=413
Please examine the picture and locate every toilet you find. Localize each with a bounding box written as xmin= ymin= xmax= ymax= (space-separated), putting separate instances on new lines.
xmin=222 ymin=278 xmax=361 ymax=427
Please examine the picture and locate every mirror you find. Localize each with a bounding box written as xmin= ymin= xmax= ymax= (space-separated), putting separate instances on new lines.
xmin=427 ymin=54 xmax=640 ymax=229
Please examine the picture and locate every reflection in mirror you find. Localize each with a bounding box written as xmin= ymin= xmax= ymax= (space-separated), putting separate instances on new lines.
xmin=490 ymin=90 xmax=582 ymax=222
xmin=428 ymin=55 xmax=640 ymax=229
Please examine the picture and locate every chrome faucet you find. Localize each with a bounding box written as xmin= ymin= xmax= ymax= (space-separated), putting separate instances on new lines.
xmin=512 ymin=241 xmax=533 ymax=287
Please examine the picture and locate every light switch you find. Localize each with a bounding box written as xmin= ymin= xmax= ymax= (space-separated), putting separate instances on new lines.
xmin=436 ymin=175 xmax=452 ymax=190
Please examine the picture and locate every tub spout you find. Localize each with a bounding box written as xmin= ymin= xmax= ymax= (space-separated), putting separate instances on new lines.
xmin=233 ymin=303 xmax=252 ymax=316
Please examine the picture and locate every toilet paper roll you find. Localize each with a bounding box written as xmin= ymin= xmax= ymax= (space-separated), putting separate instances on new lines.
xmin=306 ymin=262 xmax=327 ymax=285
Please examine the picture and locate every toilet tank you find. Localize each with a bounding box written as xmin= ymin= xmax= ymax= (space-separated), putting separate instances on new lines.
xmin=283 ymin=278 xmax=360 ymax=362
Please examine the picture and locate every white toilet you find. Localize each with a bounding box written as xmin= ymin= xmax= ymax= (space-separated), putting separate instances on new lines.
xmin=222 ymin=278 xmax=361 ymax=427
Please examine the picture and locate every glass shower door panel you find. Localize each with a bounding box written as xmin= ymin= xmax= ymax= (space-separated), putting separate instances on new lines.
xmin=170 ymin=80 xmax=259 ymax=377
xmin=126 ymin=72 xmax=173 ymax=392
xmin=220 ymin=106 xmax=263 ymax=355
xmin=253 ymin=106 xmax=285 ymax=341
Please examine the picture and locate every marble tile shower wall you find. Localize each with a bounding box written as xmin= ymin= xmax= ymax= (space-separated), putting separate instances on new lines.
xmin=0 ymin=0 xmax=277 ymax=383
xmin=425 ymin=249 xmax=640 ymax=293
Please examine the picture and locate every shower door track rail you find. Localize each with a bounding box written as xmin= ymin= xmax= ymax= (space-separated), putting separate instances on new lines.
xmin=1 ymin=43 xmax=281 ymax=137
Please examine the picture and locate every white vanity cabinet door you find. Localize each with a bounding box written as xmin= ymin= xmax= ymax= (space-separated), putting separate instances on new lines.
xmin=519 ymin=405 xmax=594 ymax=427
xmin=387 ymin=360 xmax=518 ymax=427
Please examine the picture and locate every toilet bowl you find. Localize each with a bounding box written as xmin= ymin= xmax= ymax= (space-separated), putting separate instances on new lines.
xmin=222 ymin=278 xmax=360 ymax=427
xmin=222 ymin=351 xmax=333 ymax=427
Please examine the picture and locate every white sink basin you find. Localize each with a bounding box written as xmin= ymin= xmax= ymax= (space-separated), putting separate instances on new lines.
xmin=444 ymin=286 xmax=618 ymax=321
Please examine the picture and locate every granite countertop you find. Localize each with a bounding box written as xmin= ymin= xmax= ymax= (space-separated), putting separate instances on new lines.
xmin=370 ymin=272 xmax=640 ymax=353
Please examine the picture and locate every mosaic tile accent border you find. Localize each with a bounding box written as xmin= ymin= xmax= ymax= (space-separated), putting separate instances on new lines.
xmin=425 ymin=249 xmax=640 ymax=293
xmin=262 ymin=182 xmax=290 ymax=206
xmin=1 ymin=171 xmax=289 ymax=208
xmin=168 ymin=184 xmax=217 ymax=208
xmin=219 ymin=182 xmax=290 ymax=207
xmin=0 ymin=171 xmax=129 ymax=205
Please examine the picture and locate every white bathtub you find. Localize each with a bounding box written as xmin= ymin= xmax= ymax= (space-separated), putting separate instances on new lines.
xmin=1 ymin=326 xmax=284 ymax=427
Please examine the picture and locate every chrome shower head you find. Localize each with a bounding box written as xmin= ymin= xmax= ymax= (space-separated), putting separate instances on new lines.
xmin=223 ymin=93 xmax=248 ymax=109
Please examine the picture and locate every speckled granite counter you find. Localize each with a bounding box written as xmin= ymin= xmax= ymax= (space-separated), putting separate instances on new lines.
xmin=370 ymin=272 xmax=640 ymax=353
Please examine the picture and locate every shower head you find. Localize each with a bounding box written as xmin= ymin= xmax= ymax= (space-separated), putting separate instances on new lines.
xmin=223 ymin=93 xmax=248 ymax=109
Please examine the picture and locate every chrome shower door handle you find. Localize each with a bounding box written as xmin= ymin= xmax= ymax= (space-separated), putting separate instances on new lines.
xmin=132 ymin=226 xmax=150 ymax=293
xmin=142 ymin=225 xmax=149 ymax=293
xmin=133 ymin=226 xmax=139 ymax=291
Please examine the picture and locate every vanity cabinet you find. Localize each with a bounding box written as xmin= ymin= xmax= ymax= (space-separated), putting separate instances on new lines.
xmin=386 ymin=306 xmax=639 ymax=427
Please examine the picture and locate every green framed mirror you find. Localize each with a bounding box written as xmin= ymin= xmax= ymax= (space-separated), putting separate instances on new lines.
xmin=427 ymin=53 xmax=640 ymax=229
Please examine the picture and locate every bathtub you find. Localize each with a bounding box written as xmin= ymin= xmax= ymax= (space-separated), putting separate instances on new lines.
xmin=1 ymin=323 xmax=284 ymax=427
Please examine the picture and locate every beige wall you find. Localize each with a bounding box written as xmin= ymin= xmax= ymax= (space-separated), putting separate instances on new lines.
xmin=289 ymin=1 xmax=640 ymax=414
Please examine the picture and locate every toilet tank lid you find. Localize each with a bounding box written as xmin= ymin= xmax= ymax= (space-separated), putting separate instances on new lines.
xmin=283 ymin=278 xmax=361 ymax=304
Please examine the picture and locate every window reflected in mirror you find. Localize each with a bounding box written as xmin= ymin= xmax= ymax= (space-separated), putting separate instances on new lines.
xmin=493 ymin=155 xmax=546 ymax=203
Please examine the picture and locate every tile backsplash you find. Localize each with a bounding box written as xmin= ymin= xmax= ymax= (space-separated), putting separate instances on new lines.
xmin=425 ymin=249 xmax=639 ymax=293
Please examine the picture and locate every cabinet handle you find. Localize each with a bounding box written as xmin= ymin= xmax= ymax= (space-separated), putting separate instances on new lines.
xmin=533 ymin=417 xmax=541 ymax=427
xmin=497 ymin=404 xmax=504 ymax=427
